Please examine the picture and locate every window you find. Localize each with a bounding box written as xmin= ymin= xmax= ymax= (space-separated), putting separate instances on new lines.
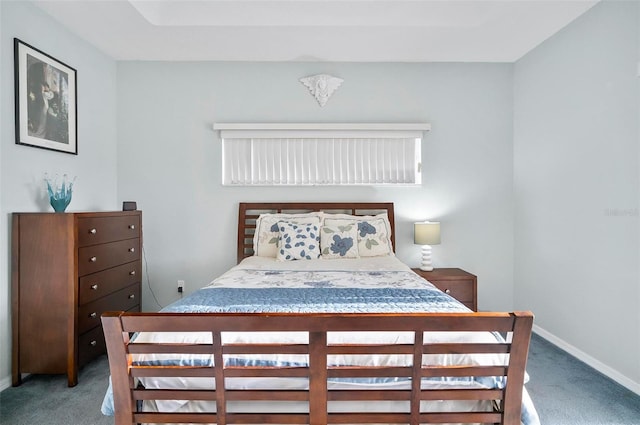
xmin=216 ymin=123 xmax=430 ymax=186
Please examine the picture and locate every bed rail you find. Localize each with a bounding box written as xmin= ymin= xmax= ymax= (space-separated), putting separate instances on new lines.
xmin=102 ymin=311 xmax=533 ymax=425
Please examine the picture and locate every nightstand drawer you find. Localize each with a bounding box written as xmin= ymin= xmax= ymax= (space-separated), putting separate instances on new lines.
xmin=412 ymin=268 xmax=477 ymax=311
xmin=428 ymin=280 xmax=474 ymax=302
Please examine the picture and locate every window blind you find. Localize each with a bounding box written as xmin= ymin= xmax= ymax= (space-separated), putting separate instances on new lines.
xmin=216 ymin=123 xmax=430 ymax=186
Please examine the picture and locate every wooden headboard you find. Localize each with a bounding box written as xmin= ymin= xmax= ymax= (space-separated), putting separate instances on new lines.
xmin=237 ymin=202 xmax=395 ymax=263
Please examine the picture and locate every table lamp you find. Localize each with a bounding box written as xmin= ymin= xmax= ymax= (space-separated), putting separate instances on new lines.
xmin=414 ymin=221 xmax=441 ymax=271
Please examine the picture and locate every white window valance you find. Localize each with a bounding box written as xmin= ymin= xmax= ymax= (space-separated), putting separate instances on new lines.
xmin=214 ymin=123 xmax=431 ymax=186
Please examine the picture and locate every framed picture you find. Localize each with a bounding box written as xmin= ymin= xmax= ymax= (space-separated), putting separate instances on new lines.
xmin=14 ymin=38 xmax=77 ymax=155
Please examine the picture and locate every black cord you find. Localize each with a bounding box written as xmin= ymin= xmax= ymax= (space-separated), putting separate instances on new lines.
xmin=142 ymin=244 xmax=163 ymax=309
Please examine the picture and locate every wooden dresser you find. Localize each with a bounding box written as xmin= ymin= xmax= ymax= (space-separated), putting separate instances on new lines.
xmin=11 ymin=210 xmax=142 ymax=387
xmin=412 ymin=268 xmax=477 ymax=311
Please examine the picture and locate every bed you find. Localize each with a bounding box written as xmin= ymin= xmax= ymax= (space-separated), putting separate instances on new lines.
xmin=101 ymin=202 xmax=539 ymax=425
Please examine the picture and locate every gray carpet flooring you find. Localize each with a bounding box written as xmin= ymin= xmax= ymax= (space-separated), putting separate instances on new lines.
xmin=1 ymin=333 xmax=639 ymax=424
xmin=525 ymin=334 xmax=640 ymax=424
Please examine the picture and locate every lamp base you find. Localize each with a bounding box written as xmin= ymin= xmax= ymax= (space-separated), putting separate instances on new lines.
xmin=419 ymin=245 xmax=434 ymax=272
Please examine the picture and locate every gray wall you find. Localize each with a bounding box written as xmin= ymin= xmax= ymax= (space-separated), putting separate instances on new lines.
xmin=116 ymin=62 xmax=515 ymax=313
xmin=0 ymin=1 xmax=118 ymax=389
xmin=514 ymin=1 xmax=640 ymax=388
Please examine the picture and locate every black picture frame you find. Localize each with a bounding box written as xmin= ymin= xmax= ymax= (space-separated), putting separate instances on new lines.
xmin=14 ymin=38 xmax=78 ymax=155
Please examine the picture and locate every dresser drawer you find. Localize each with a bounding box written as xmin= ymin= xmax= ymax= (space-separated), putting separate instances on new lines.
xmin=78 ymin=215 xmax=141 ymax=247
xmin=78 ymin=325 xmax=105 ymax=367
xmin=78 ymin=303 xmax=141 ymax=367
xmin=78 ymin=238 xmax=141 ymax=276
xmin=79 ymin=261 xmax=141 ymax=304
xmin=78 ymin=283 xmax=141 ymax=334
xmin=428 ymin=280 xmax=474 ymax=302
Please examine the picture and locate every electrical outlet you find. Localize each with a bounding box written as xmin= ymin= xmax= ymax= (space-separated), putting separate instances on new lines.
xmin=177 ymin=280 xmax=185 ymax=293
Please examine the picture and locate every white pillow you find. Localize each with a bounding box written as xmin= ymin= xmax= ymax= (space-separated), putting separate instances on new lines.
xmin=253 ymin=212 xmax=322 ymax=257
xmin=276 ymin=221 xmax=321 ymax=261
xmin=321 ymin=221 xmax=359 ymax=259
xmin=322 ymin=213 xmax=393 ymax=257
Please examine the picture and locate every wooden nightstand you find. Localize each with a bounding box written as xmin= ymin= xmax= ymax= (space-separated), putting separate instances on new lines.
xmin=412 ymin=268 xmax=477 ymax=311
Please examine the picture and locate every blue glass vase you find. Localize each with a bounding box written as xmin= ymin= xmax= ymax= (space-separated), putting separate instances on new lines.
xmin=45 ymin=174 xmax=75 ymax=213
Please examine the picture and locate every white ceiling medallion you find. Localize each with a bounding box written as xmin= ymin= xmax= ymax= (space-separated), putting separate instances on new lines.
xmin=299 ymin=74 xmax=344 ymax=107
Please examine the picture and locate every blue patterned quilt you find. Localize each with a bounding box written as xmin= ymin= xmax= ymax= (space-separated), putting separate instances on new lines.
xmin=164 ymin=286 xmax=466 ymax=313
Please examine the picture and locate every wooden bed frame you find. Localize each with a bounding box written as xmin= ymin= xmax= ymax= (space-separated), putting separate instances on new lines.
xmin=102 ymin=202 xmax=534 ymax=425
xmin=103 ymin=311 xmax=532 ymax=425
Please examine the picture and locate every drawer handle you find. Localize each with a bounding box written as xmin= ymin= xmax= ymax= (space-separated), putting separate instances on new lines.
xmin=89 ymin=256 xmax=97 ymax=263
xmin=128 ymin=224 xmax=136 ymax=230
xmin=90 ymin=284 xmax=99 ymax=290
xmin=129 ymin=270 xmax=136 ymax=276
xmin=128 ymin=294 xmax=135 ymax=299
xmin=89 ymin=228 xmax=97 ymax=234
xmin=90 ymin=340 xmax=97 ymax=347
xmin=128 ymin=247 xmax=135 ymax=253
xmin=445 ymin=289 xmax=451 ymax=294
xmin=89 ymin=312 xmax=97 ymax=318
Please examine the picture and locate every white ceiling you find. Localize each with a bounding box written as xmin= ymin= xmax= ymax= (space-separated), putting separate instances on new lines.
xmin=32 ymin=0 xmax=598 ymax=62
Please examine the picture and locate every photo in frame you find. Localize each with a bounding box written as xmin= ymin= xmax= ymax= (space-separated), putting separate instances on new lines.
xmin=14 ymin=38 xmax=77 ymax=155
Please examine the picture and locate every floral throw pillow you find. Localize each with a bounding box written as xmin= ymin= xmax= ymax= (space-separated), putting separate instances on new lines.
xmin=320 ymin=222 xmax=359 ymax=259
xmin=253 ymin=212 xmax=321 ymax=257
xmin=323 ymin=214 xmax=393 ymax=257
xmin=356 ymin=217 xmax=392 ymax=257
xmin=276 ymin=221 xmax=321 ymax=261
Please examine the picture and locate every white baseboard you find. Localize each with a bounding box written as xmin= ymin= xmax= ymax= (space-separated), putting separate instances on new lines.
xmin=533 ymin=324 xmax=640 ymax=396
xmin=0 ymin=374 xmax=12 ymax=392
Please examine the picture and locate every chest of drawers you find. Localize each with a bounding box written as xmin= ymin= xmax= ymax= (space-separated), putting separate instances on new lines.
xmin=11 ymin=211 xmax=142 ymax=386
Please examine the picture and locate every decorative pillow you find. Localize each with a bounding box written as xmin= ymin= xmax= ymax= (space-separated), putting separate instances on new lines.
xmin=323 ymin=213 xmax=393 ymax=257
xmin=253 ymin=212 xmax=322 ymax=257
xmin=276 ymin=221 xmax=321 ymax=261
xmin=355 ymin=217 xmax=392 ymax=257
xmin=320 ymin=222 xmax=359 ymax=259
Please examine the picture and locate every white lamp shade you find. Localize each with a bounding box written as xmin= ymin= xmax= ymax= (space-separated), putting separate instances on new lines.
xmin=414 ymin=221 xmax=441 ymax=245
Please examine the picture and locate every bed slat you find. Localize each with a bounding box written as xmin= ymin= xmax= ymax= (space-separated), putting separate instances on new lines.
xmin=421 ymin=365 xmax=508 ymax=378
xmin=419 ymin=411 xmax=504 ymax=424
xmin=131 ymin=367 xmax=216 ymax=378
xmin=227 ymin=413 xmax=310 ymax=424
xmin=225 ymin=367 xmax=309 ymax=378
xmin=128 ymin=343 xmax=213 ymax=354
xmin=225 ymin=390 xmax=309 ymax=401
xmin=423 ymin=342 xmax=511 ymax=354
xmin=134 ymin=413 xmax=218 ymax=424
xmin=327 ymin=366 xmax=413 ymax=378
xmin=133 ymin=389 xmax=218 ymax=401
xmin=327 ymin=343 xmax=414 ymax=354
xmin=224 ymin=343 xmax=309 ymax=355
xmin=327 ymin=388 xmax=504 ymax=401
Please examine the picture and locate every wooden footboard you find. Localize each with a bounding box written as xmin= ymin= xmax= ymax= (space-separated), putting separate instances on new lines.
xmin=102 ymin=311 xmax=533 ymax=425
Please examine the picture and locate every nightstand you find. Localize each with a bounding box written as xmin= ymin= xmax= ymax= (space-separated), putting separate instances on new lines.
xmin=412 ymin=268 xmax=477 ymax=311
